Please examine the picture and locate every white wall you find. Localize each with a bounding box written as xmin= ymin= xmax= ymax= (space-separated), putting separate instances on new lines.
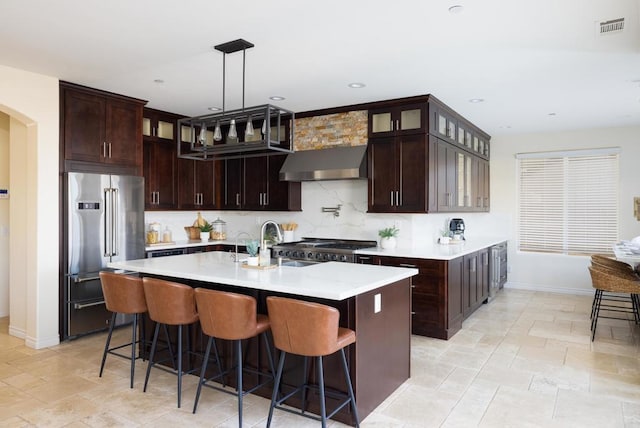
xmin=0 ymin=64 xmax=59 ymax=348
xmin=491 ymin=126 xmax=640 ymax=294
xmin=0 ymin=113 xmax=9 ymax=316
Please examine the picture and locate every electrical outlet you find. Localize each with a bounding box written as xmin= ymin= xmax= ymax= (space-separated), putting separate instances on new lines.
xmin=374 ymin=293 xmax=381 ymax=313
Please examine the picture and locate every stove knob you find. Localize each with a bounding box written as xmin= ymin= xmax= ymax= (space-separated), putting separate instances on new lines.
xmin=308 ymin=252 xmax=314 ymax=259
xmin=315 ymin=253 xmax=323 ymax=260
xmin=277 ymin=250 xmax=285 ymax=257
xmin=339 ymin=254 xmax=348 ymax=262
xmin=284 ymin=250 xmax=291 ymax=257
xmin=323 ymin=253 xmax=330 ymax=261
xmin=330 ymin=254 xmax=338 ymax=261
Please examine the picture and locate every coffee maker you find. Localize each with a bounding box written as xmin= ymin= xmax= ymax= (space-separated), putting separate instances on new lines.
xmin=449 ymin=218 xmax=465 ymax=240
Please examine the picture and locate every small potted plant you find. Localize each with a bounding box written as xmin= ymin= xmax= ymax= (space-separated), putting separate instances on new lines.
xmin=439 ymin=229 xmax=451 ymax=245
xmin=245 ymin=240 xmax=260 ymax=266
xmin=378 ymin=226 xmax=399 ymax=249
xmin=199 ymin=221 xmax=213 ymax=241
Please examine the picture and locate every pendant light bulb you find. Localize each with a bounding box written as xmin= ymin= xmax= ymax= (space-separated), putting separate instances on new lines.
xmin=228 ymin=119 xmax=237 ymax=139
xmin=245 ymin=115 xmax=255 ymax=137
xmin=198 ymin=123 xmax=207 ymax=145
xmin=213 ymin=121 xmax=222 ymax=141
xmin=261 ymin=119 xmax=267 ymax=135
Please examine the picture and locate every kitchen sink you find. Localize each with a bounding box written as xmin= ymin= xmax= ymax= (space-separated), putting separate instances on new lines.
xmin=280 ymin=260 xmax=318 ymax=267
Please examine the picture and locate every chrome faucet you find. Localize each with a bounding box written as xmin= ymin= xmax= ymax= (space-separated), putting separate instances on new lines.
xmin=260 ymin=220 xmax=283 ymax=253
xmin=233 ymin=231 xmax=254 ymax=262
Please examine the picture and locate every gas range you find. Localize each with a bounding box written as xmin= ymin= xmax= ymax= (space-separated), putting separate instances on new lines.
xmin=272 ymin=238 xmax=378 ymax=263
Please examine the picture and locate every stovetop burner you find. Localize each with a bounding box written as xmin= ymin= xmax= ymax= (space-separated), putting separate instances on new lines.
xmin=272 ymin=238 xmax=377 ymax=263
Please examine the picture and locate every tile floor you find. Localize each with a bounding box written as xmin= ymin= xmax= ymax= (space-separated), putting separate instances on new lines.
xmin=1 ymin=289 xmax=640 ymax=427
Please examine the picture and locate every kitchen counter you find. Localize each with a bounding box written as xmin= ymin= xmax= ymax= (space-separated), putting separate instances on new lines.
xmin=109 ymin=251 xmax=416 ymax=425
xmin=110 ymin=251 xmax=417 ymax=301
xmin=356 ymin=237 xmax=509 ymax=260
xmin=145 ymin=239 xmax=233 ymax=252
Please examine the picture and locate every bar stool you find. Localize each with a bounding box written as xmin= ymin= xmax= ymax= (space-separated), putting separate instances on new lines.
xmin=98 ymin=271 xmax=147 ymax=388
xmin=266 ymin=296 xmax=360 ymax=428
xmin=142 ymin=277 xmax=199 ymax=408
xmin=192 ymin=288 xmax=276 ymax=427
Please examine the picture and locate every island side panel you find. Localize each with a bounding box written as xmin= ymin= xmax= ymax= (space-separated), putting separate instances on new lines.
xmin=354 ymin=278 xmax=412 ymax=418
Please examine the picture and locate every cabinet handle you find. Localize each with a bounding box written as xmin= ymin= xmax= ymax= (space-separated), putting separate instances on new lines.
xmin=397 ymin=190 xmax=401 ymax=207
xmin=102 ymin=142 xmax=107 ymax=158
xmin=108 ymin=143 xmax=112 ymax=158
xmin=411 ymin=311 xmax=416 ymax=315
xmin=411 ymin=285 xmax=416 ymax=288
xmin=236 ymin=193 xmax=240 ymax=206
xmin=390 ymin=191 xmax=394 ymax=206
xmin=395 ymin=119 xmax=400 ymax=131
xmin=471 ymin=258 xmax=477 ymax=273
xmin=390 ymin=119 xmax=394 ymax=131
xmin=399 ymin=263 xmax=417 ymax=268
xmin=263 ymin=192 xmax=268 ymax=206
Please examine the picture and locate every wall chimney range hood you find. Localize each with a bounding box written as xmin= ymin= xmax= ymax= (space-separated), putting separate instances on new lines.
xmin=279 ymin=145 xmax=368 ymax=181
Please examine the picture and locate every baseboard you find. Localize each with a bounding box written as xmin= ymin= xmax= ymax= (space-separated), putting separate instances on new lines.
xmin=25 ymin=334 xmax=60 ymax=349
xmin=504 ymin=281 xmax=593 ymax=296
xmin=8 ymin=325 xmax=26 ymax=339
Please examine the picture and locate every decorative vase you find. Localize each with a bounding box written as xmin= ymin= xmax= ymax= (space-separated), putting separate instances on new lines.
xmin=380 ymin=237 xmax=397 ymax=250
xmin=283 ymin=230 xmax=295 ymax=243
xmin=247 ymin=256 xmax=259 ymax=266
xmin=200 ymin=231 xmax=210 ymax=241
xmin=439 ymin=236 xmax=451 ymax=245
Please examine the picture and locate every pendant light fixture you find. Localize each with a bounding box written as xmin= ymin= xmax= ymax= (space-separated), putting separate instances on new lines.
xmin=177 ymin=39 xmax=295 ymax=161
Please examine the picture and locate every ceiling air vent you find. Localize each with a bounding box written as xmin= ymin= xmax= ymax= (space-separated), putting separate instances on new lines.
xmin=598 ymin=18 xmax=624 ymax=35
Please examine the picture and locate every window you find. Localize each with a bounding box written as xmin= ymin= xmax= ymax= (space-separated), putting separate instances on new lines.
xmin=517 ymin=148 xmax=619 ymax=255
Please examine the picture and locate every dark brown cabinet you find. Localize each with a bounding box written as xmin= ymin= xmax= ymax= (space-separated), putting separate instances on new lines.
xmin=220 ymin=154 xmax=301 ymax=211
xmin=368 ymin=134 xmax=428 ymax=213
xmin=371 ymin=248 xmax=490 ymax=340
xmin=371 ymin=256 xmax=463 ymax=339
xmin=60 ymin=82 xmax=145 ymax=175
xmin=364 ymin=95 xmax=490 ymax=214
xmin=143 ymin=109 xmax=182 ymax=210
xmin=462 ymin=248 xmax=490 ymax=317
xmin=368 ymin=103 xmax=426 ymax=138
xmin=177 ymin=148 xmax=217 ymax=210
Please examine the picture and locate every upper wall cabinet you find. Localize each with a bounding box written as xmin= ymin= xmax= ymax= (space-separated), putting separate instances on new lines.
xmin=60 ymin=82 xmax=146 ymax=175
xmin=368 ymin=103 xmax=427 ymax=138
xmin=365 ymin=95 xmax=491 ymax=214
xmin=143 ymin=108 xmax=183 ymax=210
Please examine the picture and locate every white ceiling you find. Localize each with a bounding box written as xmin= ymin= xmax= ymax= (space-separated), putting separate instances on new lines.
xmin=1 ymin=0 xmax=639 ymax=136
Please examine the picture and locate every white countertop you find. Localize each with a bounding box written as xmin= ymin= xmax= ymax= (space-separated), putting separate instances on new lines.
xmin=356 ymin=237 xmax=509 ymax=260
xmin=109 ymin=251 xmax=418 ymax=301
xmin=146 ymin=239 xmax=232 ymax=251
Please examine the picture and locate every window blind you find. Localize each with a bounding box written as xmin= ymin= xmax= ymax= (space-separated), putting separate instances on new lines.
xmin=517 ymin=150 xmax=619 ymax=255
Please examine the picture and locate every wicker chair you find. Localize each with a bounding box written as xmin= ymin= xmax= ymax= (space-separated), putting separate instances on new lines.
xmin=591 ymin=254 xmax=636 ymax=274
xmin=587 ymin=264 xmax=640 ymax=341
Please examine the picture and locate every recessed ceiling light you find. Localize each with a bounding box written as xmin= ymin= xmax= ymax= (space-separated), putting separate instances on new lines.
xmin=269 ymin=96 xmax=285 ymax=101
xmin=153 ymin=79 xmax=164 ymax=84
xmin=548 ymin=112 xmax=557 ymax=116
xmin=469 ymin=98 xmax=484 ymax=103
xmin=448 ymin=5 xmax=464 ymax=14
xmin=348 ymin=82 xmax=366 ymax=89
xmin=207 ymin=106 xmax=221 ymax=111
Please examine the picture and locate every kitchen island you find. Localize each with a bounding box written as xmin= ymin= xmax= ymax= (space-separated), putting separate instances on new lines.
xmin=109 ymin=252 xmax=418 ymax=425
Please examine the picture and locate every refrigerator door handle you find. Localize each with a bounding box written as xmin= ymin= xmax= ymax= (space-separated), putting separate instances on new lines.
xmin=104 ymin=188 xmax=112 ymax=257
xmin=111 ymin=187 xmax=119 ymax=257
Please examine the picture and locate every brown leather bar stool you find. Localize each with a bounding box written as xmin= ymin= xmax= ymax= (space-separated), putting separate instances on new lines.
xmin=142 ymin=277 xmax=199 ymax=408
xmin=192 ymin=288 xmax=275 ymax=427
xmin=266 ymin=296 xmax=360 ymax=428
xmin=99 ymin=271 xmax=147 ymax=388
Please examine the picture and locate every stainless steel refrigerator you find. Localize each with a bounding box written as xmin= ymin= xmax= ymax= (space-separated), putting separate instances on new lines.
xmin=63 ymin=172 xmax=145 ymax=339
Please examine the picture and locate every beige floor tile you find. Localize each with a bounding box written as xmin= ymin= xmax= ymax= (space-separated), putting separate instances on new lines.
xmin=2 ymin=289 xmax=640 ymax=427
xmin=553 ymin=388 xmax=624 ymax=427
xmin=479 ymin=385 xmax=557 ymax=427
